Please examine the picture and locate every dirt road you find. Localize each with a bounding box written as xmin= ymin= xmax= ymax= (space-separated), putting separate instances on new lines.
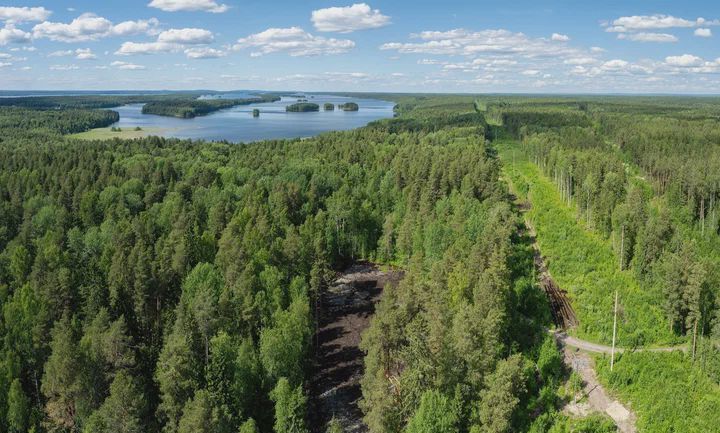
xmin=554 ymin=331 xmax=687 ymax=354
xmin=309 ymin=262 xmax=403 ymax=433
xmin=561 ymin=345 xmax=638 ymax=433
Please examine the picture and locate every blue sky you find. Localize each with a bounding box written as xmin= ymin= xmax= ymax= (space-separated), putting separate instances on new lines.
xmin=1 ymin=0 xmax=719 ymax=92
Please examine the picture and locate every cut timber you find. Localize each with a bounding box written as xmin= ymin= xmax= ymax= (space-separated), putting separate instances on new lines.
xmin=526 ymin=216 xmax=579 ymax=329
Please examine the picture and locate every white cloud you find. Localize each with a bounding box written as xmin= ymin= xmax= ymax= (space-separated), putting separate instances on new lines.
xmin=0 ymin=25 xmax=31 ymax=45
xmin=609 ymin=14 xmax=697 ymax=31
xmin=665 ymin=54 xmax=704 ymax=67
xmin=0 ymin=52 xmax=10 ymax=59
xmin=617 ymin=32 xmax=678 ymax=42
xmin=48 ymin=49 xmax=73 ymax=57
xmin=311 ymin=3 xmax=390 ymax=33
xmin=75 ymin=48 xmax=96 ymax=60
xmin=564 ymin=57 xmax=598 ymax=65
xmin=184 ymin=47 xmax=225 ymax=59
xmin=158 ymin=28 xmax=213 ymax=44
xmin=0 ymin=61 xmax=10 ymax=67
xmin=148 ymin=0 xmax=229 ymax=13
xmin=605 ymin=14 xmax=720 ymax=42
xmin=418 ymin=58 xmax=446 ymax=65
xmin=601 ymin=59 xmax=629 ymax=70
xmin=522 ymin=69 xmax=540 ymax=75
xmin=381 ymin=28 xmax=583 ymax=59
xmin=551 ymin=33 xmax=570 ymax=41
xmin=115 ymin=41 xmax=178 ymax=55
xmin=111 ymin=60 xmax=146 ymax=70
xmin=49 ymin=64 xmax=79 ymax=70
xmin=112 ymin=18 xmax=160 ymax=37
xmin=234 ymin=27 xmax=355 ymax=56
xmin=590 ymin=46 xmax=606 ymax=53
xmin=32 ymin=14 xmax=159 ymax=42
xmin=0 ymin=6 xmax=51 ymax=23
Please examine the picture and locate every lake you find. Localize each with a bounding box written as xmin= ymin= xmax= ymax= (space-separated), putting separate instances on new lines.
xmin=110 ymin=95 xmax=395 ymax=143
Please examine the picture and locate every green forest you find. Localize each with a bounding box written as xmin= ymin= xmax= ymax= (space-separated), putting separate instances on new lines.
xmin=286 ymin=103 xmax=320 ymax=113
xmin=0 ymin=93 xmax=718 ymax=433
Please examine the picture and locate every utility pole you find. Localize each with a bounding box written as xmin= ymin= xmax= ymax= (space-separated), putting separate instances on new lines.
xmin=611 ymin=290 xmax=618 ymax=371
xmin=619 ymin=225 xmax=625 ymax=271
xmin=692 ymin=318 xmax=698 ymax=361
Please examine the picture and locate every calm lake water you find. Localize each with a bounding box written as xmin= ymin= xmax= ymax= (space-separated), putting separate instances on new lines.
xmin=111 ymin=95 xmax=395 ymax=143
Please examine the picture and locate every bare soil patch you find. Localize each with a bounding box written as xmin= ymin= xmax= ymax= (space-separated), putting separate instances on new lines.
xmin=309 ymin=262 xmax=403 ymax=433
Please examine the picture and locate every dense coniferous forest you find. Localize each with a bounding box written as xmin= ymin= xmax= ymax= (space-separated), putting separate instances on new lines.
xmin=0 ymin=94 xmax=718 ymax=433
xmin=338 ymin=103 xmax=359 ymax=112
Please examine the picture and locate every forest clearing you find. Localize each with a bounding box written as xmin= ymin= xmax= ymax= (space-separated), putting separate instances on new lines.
xmin=309 ymin=263 xmax=403 ymax=433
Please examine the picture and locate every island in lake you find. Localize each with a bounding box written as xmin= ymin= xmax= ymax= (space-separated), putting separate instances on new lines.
xmin=324 ymin=103 xmax=335 ymax=111
xmin=338 ymin=102 xmax=359 ymax=111
xmin=286 ymin=102 xmax=320 ymax=112
xmin=142 ymin=95 xmax=280 ymax=118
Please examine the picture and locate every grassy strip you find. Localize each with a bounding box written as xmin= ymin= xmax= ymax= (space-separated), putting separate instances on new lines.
xmin=68 ymin=126 xmax=168 ymax=140
xmin=595 ymin=351 xmax=720 ymax=433
xmin=497 ymin=140 xmax=676 ymax=346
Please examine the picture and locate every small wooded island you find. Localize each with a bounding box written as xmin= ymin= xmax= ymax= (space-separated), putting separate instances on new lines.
xmin=338 ymin=102 xmax=359 ymax=111
xmin=142 ymin=95 xmax=280 ymax=118
xmin=324 ymin=103 xmax=335 ymax=111
xmin=286 ymin=102 xmax=320 ymax=112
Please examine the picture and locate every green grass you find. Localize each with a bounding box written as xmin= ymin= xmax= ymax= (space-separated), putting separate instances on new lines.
xmin=497 ymin=140 xmax=676 ymax=346
xmin=595 ymin=351 xmax=720 ymax=433
xmin=68 ymin=126 xmax=168 ymax=140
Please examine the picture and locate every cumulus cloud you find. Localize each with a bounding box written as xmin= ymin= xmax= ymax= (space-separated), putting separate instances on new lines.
xmin=617 ymin=32 xmax=678 ymax=42
xmin=602 ymin=59 xmax=629 ymax=70
xmin=75 ymin=48 xmax=96 ymax=60
xmin=32 ymin=13 xmax=159 ymax=42
xmin=158 ymin=28 xmax=214 ymax=44
xmin=49 ymin=64 xmax=79 ymax=70
xmin=564 ymin=57 xmax=598 ymax=65
xmin=148 ymin=0 xmax=229 ymax=13
xmin=551 ymin=33 xmax=570 ymax=41
xmin=48 ymin=49 xmax=73 ymax=57
xmin=605 ymin=14 xmax=720 ymax=43
xmin=311 ymin=3 xmax=390 ymax=33
xmin=607 ymin=14 xmax=698 ymax=32
xmin=112 ymin=18 xmax=160 ymax=37
xmin=0 ymin=6 xmax=51 ymax=23
xmin=111 ymin=60 xmax=146 ymax=70
xmin=0 ymin=25 xmax=31 ymax=45
xmin=50 ymin=48 xmax=97 ymax=59
xmin=115 ymin=41 xmax=178 ymax=55
xmin=380 ymin=29 xmax=583 ymax=58
xmin=184 ymin=47 xmax=225 ymax=59
xmin=234 ymin=27 xmax=355 ymax=56
xmin=116 ymin=27 xmax=217 ymax=57
xmin=665 ymin=54 xmax=704 ymax=67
